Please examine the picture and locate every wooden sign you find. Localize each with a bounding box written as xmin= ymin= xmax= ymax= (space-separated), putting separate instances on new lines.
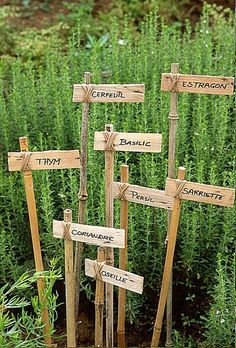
xmin=85 ymin=259 xmax=144 ymax=294
xmin=8 ymin=150 xmax=80 ymax=171
xmin=94 ymin=132 xmax=162 ymax=153
xmin=113 ymin=182 xmax=173 ymax=210
xmin=53 ymin=220 xmax=125 ymax=248
xmin=73 ymin=84 xmax=145 ymax=103
xmin=165 ymin=179 xmax=235 ymax=208
xmin=161 ymin=74 xmax=234 ymax=95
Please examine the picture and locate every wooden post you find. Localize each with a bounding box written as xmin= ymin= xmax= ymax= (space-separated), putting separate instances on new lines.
xmin=151 ymin=167 xmax=185 ymax=348
xmin=75 ymin=71 xmax=92 ymax=320
xmin=95 ymin=247 xmax=106 ymax=347
xmin=117 ymin=164 xmax=129 ymax=347
xmin=64 ymin=209 xmax=76 ymax=347
xmin=19 ymin=137 xmax=51 ymax=346
xmin=166 ymin=62 xmax=179 ymax=347
xmin=104 ymin=124 xmax=115 ymax=348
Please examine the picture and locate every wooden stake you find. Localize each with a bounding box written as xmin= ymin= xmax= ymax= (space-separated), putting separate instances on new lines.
xmin=19 ymin=137 xmax=51 ymax=346
xmin=117 ymin=164 xmax=129 ymax=347
xmin=75 ymin=71 xmax=92 ymax=321
xmin=64 ymin=209 xmax=76 ymax=347
xmin=166 ymin=62 xmax=179 ymax=347
xmin=104 ymin=124 xmax=115 ymax=348
xmin=95 ymin=247 xmax=106 ymax=347
xmin=151 ymin=167 xmax=185 ymax=348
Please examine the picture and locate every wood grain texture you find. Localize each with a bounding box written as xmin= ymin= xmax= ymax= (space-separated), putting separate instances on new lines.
xmin=94 ymin=132 xmax=162 ymax=153
xmin=18 ymin=137 xmax=51 ymax=346
xmin=73 ymin=84 xmax=145 ymax=102
xmin=161 ymin=73 xmax=234 ymax=95
xmin=165 ymin=179 xmax=235 ymax=207
xmin=53 ymin=220 xmax=125 ymax=248
xmin=95 ymin=248 xmax=105 ymax=348
xmin=85 ymin=259 xmax=144 ymax=294
xmin=151 ymin=167 xmax=186 ymax=348
xmin=113 ymin=182 xmax=173 ymax=210
xmin=104 ymin=124 xmax=115 ymax=348
xmin=117 ymin=165 xmax=129 ymax=348
xmin=63 ymin=209 xmax=76 ymax=348
xmin=8 ymin=150 xmax=80 ymax=171
xmin=166 ymin=62 xmax=179 ymax=348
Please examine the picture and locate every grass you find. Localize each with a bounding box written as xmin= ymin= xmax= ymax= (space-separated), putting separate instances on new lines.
xmin=0 ymin=3 xmax=235 ymax=346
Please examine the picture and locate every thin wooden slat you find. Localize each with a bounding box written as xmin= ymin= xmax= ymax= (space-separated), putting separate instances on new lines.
xmin=113 ymin=182 xmax=173 ymax=210
xmin=73 ymin=84 xmax=145 ymax=102
xmin=63 ymin=209 xmax=76 ymax=348
xmin=117 ymin=165 xmax=129 ymax=348
xmin=94 ymin=132 xmax=162 ymax=153
xmin=8 ymin=150 xmax=80 ymax=171
xmin=161 ymin=73 xmax=234 ymax=95
xmin=19 ymin=137 xmax=51 ymax=346
xmin=85 ymin=259 xmax=144 ymax=294
xmin=151 ymin=167 xmax=186 ymax=348
xmin=165 ymin=179 xmax=235 ymax=208
xmin=104 ymin=124 xmax=115 ymax=348
xmin=53 ymin=220 xmax=125 ymax=249
xmin=95 ymin=247 xmax=105 ymax=348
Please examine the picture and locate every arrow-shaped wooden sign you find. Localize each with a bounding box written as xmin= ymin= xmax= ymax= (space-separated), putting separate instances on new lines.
xmin=73 ymin=84 xmax=145 ymax=103
xmin=85 ymin=259 xmax=144 ymax=294
xmin=113 ymin=182 xmax=173 ymax=210
xmin=8 ymin=150 xmax=80 ymax=171
xmin=165 ymin=179 xmax=235 ymax=207
xmin=161 ymin=73 xmax=234 ymax=95
xmin=94 ymin=132 xmax=162 ymax=153
xmin=53 ymin=220 xmax=125 ymax=249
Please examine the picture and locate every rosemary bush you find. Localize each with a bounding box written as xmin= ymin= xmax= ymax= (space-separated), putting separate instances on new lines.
xmin=0 ymin=262 xmax=61 ymax=347
xmin=0 ymin=4 xmax=235 ymax=345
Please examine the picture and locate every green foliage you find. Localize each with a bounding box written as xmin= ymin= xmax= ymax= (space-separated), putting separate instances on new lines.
xmin=0 ymin=3 xmax=235 ymax=346
xmin=201 ymin=253 xmax=236 ymax=347
xmin=0 ymin=262 xmax=61 ymax=347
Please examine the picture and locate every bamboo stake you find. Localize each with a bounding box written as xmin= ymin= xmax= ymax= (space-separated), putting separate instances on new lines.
xmin=166 ymin=63 xmax=179 ymax=347
xmin=151 ymin=167 xmax=186 ymax=348
xmin=104 ymin=124 xmax=115 ymax=348
xmin=95 ymin=247 xmax=106 ymax=347
xmin=75 ymin=72 xmax=92 ymax=321
xmin=117 ymin=164 xmax=129 ymax=348
xmin=19 ymin=137 xmax=51 ymax=346
xmin=64 ymin=209 xmax=76 ymax=347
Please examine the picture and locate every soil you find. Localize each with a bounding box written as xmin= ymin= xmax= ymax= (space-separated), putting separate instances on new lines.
xmin=1 ymin=0 xmax=234 ymax=31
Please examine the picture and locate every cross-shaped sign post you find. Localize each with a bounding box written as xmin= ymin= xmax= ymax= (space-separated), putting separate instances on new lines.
xmin=151 ymin=166 xmax=235 ymax=347
xmin=53 ymin=211 xmax=126 ymax=348
xmin=73 ymin=77 xmax=145 ymax=348
xmin=161 ymin=64 xmax=234 ymax=347
xmin=8 ymin=137 xmax=81 ymax=346
xmin=94 ymin=125 xmax=164 ymax=347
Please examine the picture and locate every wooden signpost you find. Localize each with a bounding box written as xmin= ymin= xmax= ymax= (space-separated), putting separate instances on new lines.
xmin=94 ymin=125 xmax=162 ymax=347
xmin=113 ymin=182 xmax=173 ymax=210
xmin=161 ymin=64 xmax=235 ymax=347
xmin=8 ymin=150 xmax=80 ymax=171
xmin=85 ymin=259 xmax=144 ymax=294
xmin=63 ymin=209 xmax=76 ymax=348
xmin=8 ymin=137 xmax=81 ymax=346
xmin=161 ymin=73 xmax=234 ymax=95
xmin=53 ymin=213 xmax=125 ymax=348
xmin=151 ymin=167 xmax=235 ymax=347
xmin=73 ymin=84 xmax=145 ymax=103
xmin=73 ymin=79 xmax=145 ymax=348
xmin=94 ymin=131 xmax=162 ymax=153
xmin=53 ymin=220 xmax=125 ymax=248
